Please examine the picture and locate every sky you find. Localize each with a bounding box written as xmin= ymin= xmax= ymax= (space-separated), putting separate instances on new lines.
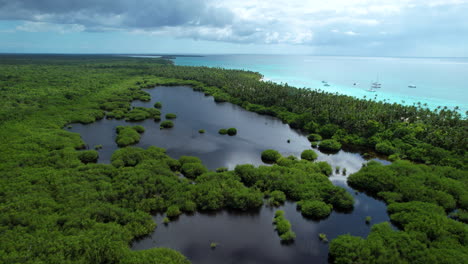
xmin=0 ymin=0 xmax=467 ymax=56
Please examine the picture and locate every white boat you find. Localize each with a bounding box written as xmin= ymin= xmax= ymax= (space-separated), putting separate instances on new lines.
xmin=367 ymin=88 xmax=376 ymax=92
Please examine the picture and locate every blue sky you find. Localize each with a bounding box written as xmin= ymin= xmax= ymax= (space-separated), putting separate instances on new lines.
xmin=1 ymin=0 xmax=467 ymax=56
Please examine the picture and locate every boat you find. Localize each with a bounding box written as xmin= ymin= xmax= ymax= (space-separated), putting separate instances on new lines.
xmin=367 ymin=88 xmax=376 ymax=92
xmin=321 ymin=80 xmax=327 ymax=83
xmin=324 ymin=83 xmax=330 ymax=87
xmin=408 ymin=85 xmax=416 ymax=88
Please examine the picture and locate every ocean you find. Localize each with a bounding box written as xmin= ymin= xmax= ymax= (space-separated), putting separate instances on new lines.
xmin=173 ymin=55 xmax=468 ymax=114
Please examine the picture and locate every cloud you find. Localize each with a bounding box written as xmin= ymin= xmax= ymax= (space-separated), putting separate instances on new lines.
xmin=16 ymin=21 xmax=84 ymax=33
xmin=1 ymin=0 xmax=468 ymax=55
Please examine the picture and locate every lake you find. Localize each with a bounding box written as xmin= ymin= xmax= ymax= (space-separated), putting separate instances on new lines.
xmin=69 ymin=85 xmax=393 ymax=264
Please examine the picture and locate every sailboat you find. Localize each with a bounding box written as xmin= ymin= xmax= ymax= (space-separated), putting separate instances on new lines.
xmin=371 ymin=75 xmax=382 ymax=88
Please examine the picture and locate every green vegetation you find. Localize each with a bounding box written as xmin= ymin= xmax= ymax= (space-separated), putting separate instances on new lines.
xmin=301 ymin=149 xmax=318 ymax=161
xmin=154 ymin=102 xmax=162 ymax=108
xmin=307 ymin=133 xmax=322 ymax=142
xmin=365 ymin=216 xmax=372 ymax=224
xmin=261 ymin=149 xmax=282 ymax=163
xmin=318 ymin=233 xmax=328 ymax=243
xmin=330 ymin=160 xmax=468 ymax=263
xmin=125 ymin=107 xmax=160 ymax=121
xmin=216 ymin=167 xmax=228 ymax=173
xmin=218 ymin=127 xmax=238 ymax=136
xmin=227 ymin=127 xmax=237 ymax=136
xmin=160 ymin=120 xmax=174 ymax=129
xmin=198 ymin=129 xmax=205 ymax=134
xmin=165 ymin=113 xmax=177 ymax=119
xmin=116 ymin=125 xmax=145 ymax=147
xmin=166 ymin=205 xmax=182 ymax=218
xmin=298 ymin=200 xmax=333 ymax=219
xmin=272 ymin=210 xmax=296 ymax=242
xmin=1 ymin=55 xmax=465 ymax=264
xmin=268 ymin=190 xmax=286 ymax=206
xmin=319 ymin=139 xmax=342 ymax=152
xmin=210 ymin=242 xmax=218 ymax=249
xmin=94 ymin=144 xmax=103 ymax=150
xmin=78 ymin=150 xmax=99 ymax=163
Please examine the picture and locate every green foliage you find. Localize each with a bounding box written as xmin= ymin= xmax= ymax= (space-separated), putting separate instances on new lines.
xmin=268 ymin=190 xmax=286 ymax=206
xmin=198 ymin=129 xmax=205 ymax=134
xmin=301 ymin=149 xmax=318 ymax=161
xmin=261 ymin=149 xmax=282 ymax=163
xmin=318 ymin=233 xmax=328 ymax=242
xmin=216 ymin=167 xmax=228 ymax=173
xmin=78 ymin=150 xmax=99 ymax=163
xmin=179 ymin=156 xmax=202 ymax=165
xmin=307 ymin=133 xmax=322 ymax=142
xmin=1 ymin=55 xmax=464 ymax=264
xmin=375 ymin=141 xmax=397 ymax=155
xmin=165 ymin=113 xmax=177 ymax=119
xmin=319 ymin=139 xmax=342 ymax=151
xmin=299 ymin=200 xmax=333 ymax=219
xmin=160 ymin=120 xmax=174 ymax=129
xmin=227 ymin=127 xmax=237 ymax=136
xmin=154 ymin=102 xmax=162 ymax=108
xmin=273 ymin=210 xmax=295 ymax=242
xmin=331 ymin=160 xmax=468 ymax=263
xmin=218 ymin=128 xmax=227 ymax=135
xmin=116 ymin=125 xmax=144 ymax=147
xmin=181 ymin=163 xmax=208 ymax=179
xmin=166 ymin=205 xmax=182 ymax=218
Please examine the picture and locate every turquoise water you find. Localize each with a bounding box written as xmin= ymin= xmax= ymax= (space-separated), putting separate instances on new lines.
xmin=174 ymin=55 xmax=468 ymax=114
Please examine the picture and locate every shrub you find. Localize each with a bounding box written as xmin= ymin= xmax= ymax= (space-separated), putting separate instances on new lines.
xmin=218 ymin=129 xmax=227 ymax=135
xmin=375 ymin=141 xmax=396 ymax=155
xmin=179 ymin=156 xmax=202 ymax=165
xmin=181 ymin=163 xmax=208 ymax=179
xmin=166 ymin=205 xmax=181 ymax=218
xmin=154 ymin=102 xmax=162 ymax=108
xmin=198 ymin=129 xmax=205 ymax=134
xmin=301 ymin=149 xmax=318 ymax=161
xmin=78 ymin=150 xmax=99 ymax=163
xmin=216 ymin=167 xmax=228 ymax=173
xmin=94 ymin=144 xmax=103 ymax=150
xmin=307 ymin=133 xmax=322 ymax=142
xmin=116 ymin=126 xmax=143 ymax=147
xmin=317 ymin=161 xmax=333 ymax=176
xmin=280 ymin=230 xmax=296 ymax=242
xmin=269 ymin=190 xmax=286 ymax=206
xmin=132 ymin=125 xmax=145 ymax=133
xmin=319 ymin=139 xmax=342 ymax=151
xmin=160 ymin=120 xmax=174 ymax=129
xmin=300 ymin=200 xmax=332 ymax=219
xmin=227 ymin=128 xmax=237 ymax=136
xmin=311 ymin=141 xmax=319 ymax=148
xmin=165 ymin=113 xmax=177 ymax=119
xmin=261 ymin=149 xmax=281 ymax=163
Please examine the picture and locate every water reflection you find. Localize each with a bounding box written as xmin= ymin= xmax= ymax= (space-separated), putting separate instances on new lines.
xmin=68 ymin=86 xmax=393 ymax=264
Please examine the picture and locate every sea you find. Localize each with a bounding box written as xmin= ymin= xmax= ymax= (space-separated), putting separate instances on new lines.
xmin=171 ymin=55 xmax=468 ymax=114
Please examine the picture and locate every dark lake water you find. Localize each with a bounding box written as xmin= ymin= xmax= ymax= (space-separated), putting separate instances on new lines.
xmin=68 ymin=86 xmax=393 ymax=264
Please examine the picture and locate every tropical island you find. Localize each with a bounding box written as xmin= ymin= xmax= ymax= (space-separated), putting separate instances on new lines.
xmin=0 ymin=54 xmax=466 ymax=264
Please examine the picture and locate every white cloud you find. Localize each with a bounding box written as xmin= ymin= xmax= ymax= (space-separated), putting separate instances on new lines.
xmin=1 ymin=0 xmax=468 ymax=55
xmin=16 ymin=21 xmax=84 ymax=33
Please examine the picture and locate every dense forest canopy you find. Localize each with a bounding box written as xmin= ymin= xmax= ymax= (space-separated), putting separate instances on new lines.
xmin=0 ymin=55 xmax=466 ymax=263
